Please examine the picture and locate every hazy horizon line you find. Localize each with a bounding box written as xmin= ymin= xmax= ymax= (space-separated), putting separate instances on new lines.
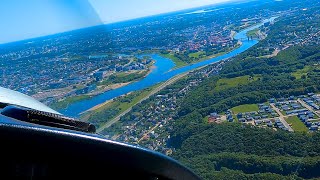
xmin=0 ymin=0 xmax=243 ymax=46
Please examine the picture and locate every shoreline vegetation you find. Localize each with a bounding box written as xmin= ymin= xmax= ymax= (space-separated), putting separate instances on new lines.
xmin=84 ymin=50 xmax=233 ymax=127
xmin=80 ymin=83 xmax=163 ymax=128
xmin=159 ymin=53 xmax=187 ymax=68
xmin=61 ymin=23 xmax=255 ymax=122
xmin=159 ymin=44 xmax=240 ymax=71
xmin=50 ymin=45 xmax=236 ymax=112
xmin=49 ymin=61 xmax=156 ymax=111
xmin=94 ymin=58 xmax=230 ymax=132
xmin=50 ymin=94 xmax=92 ymax=110
xmin=52 ymin=18 xmax=270 ymax=117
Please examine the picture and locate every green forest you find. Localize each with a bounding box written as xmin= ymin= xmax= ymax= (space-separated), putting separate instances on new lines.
xmin=168 ymin=11 xmax=320 ymax=178
xmin=170 ymin=44 xmax=320 ymax=179
xmin=170 ymin=122 xmax=320 ymax=179
xmin=178 ymin=45 xmax=320 ymax=117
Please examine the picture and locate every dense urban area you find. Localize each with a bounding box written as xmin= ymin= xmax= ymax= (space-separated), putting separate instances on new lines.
xmin=1 ymin=0 xmax=320 ymax=179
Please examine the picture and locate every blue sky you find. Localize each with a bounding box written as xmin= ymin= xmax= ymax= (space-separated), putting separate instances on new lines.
xmin=0 ymin=0 xmax=101 ymax=44
xmin=90 ymin=0 xmax=232 ymax=24
xmin=0 ymin=0 xmax=231 ymax=44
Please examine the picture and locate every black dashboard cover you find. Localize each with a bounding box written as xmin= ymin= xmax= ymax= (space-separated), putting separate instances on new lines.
xmin=0 ymin=114 xmax=200 ymax=179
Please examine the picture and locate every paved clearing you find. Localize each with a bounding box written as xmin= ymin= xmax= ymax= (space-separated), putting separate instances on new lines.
xmin=270 ymin=103 xmax=294 ymax=132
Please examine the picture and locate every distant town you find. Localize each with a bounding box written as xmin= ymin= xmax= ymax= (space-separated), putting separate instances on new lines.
xmin=0 ymin=0 xmax=280 ymax=108
xmin=1 ymin=0 xmax=320 ymax=179
xmin=209 ymin=93 xmax=320 ymax=133
xmin=102 ymin=60 xmax=227 ymax=154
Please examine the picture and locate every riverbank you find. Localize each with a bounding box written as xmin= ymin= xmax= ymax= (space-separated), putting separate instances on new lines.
xmin=160 ymin=43 xmax=241 ymax=72
xmin=50 ymin=94 xmax=92 ymax=110
xmin=197 ymin=45 xmax=241 ymax=62
xmin=96 ymin=72 xmax=189 ymax=133
xmin=96 ymin=57 xmax=232 ymax=133
xmin=90 ymin=82 xmax=130 ymax=96
xmin=81 ymin=83 xmax=162 ymax=128
xmin=50 ymin=65 xmax=155 ymax=111
xmin=81 ymin=99 xmax=113 ymax=114
xmin=59 ymin=17 xmax=275 ymax=117
xmin=158 ymin=53 xmax=187 ymax=68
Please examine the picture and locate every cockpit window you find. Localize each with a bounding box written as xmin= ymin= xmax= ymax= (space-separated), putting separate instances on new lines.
xmin=1 ymin=0 xmax=320 ymax=179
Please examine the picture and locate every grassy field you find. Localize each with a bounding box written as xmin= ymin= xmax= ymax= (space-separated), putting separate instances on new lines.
xmin=286 ymin=116 xmax=308 ymax=132
xmin=233 ymin=114 xmax=239 ymax=122
xmin=117 ymin=87 xmax=157 ymax=112
xmin=51 ymin=71 xmax=148 ymax=111
xmin=81 ymin=83 xmax=162 ymax=127
xmin=203 ymin=116 xmax=209 ymax=124
xmin=231 ymin=104 xmax=259 ymax=114
xmin=292 ymin=66 xmax=310 ymax=79
xmin=50 ymin=94 xmax=91 ymax=110
xmin=214 ymin=75 xmax=256 ymax=91
xmin=160 ymin=46 xmax=240 ymax=70
xmin=98 ymin=71 xmax=147 ymax=86
xmin=197 ymin=46 xmax=240 ymax=62
xmin=160 ymin=53 xmax=187 ymax=68
xmin=116 ymin=72 xmax=131 ymax=78
xmin=188 ymin=51 xmax=205 ymax=59
xmin=246 ymin=28 xmax=259 ymax=37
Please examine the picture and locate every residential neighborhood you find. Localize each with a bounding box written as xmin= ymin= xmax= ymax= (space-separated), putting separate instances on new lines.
xmin=207 ymin=94 xmax=320 ymax=132
xmin=19 ymin=54 xmax=153 ymax=105
xmin=103 ymin=60 xmax=226 ymax=155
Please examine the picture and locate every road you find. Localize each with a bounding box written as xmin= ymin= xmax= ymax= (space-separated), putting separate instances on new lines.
xmin=137 ymin=122 xmax=161 ymax=143
xmin=270 ymin=103 xmax=294 ymax=132
xmin=96 ymin=59 xmax=226 ymax=133
xmin=96 ymin=72 xmax=189 ymax=133
xmin=298 ymin=98 xmax=320 ymax=117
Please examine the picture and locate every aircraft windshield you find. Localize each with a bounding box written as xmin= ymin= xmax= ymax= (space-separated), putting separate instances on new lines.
xmin=1 ymin=0 xmax=320 ymax=179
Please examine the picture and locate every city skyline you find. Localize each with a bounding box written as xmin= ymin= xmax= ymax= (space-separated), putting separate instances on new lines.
xmin=90 ymin=0 xmax=233 ymax=24
xmin=0 ymin=0 xmax=234 ymax=44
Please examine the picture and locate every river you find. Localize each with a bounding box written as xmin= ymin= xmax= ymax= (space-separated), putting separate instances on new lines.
xmin=59 ymin=17 xmax=276 ymax=117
